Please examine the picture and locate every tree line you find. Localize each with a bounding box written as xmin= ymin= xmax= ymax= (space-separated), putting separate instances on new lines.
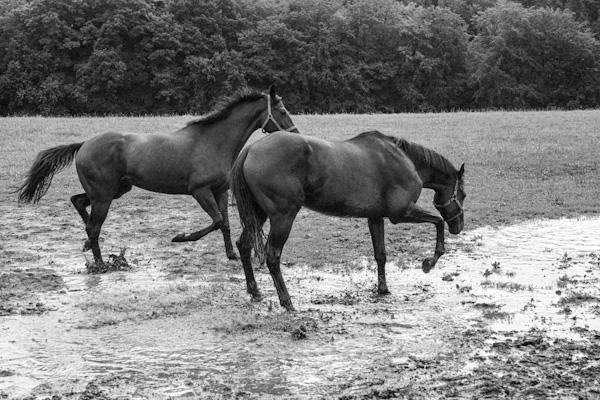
xmin=0 ymin=0 xmax=598 ymax=115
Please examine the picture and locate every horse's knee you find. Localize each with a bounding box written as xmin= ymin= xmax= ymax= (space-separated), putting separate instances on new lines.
xmin=374 ymin=253 xmax=386 ymax=265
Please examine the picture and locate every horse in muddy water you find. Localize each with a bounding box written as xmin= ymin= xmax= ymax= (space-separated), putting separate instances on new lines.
xmin=17 ymin=85 xmax=298 ymax=266
xmin=231 ymin=130 xmax=466 ymax=311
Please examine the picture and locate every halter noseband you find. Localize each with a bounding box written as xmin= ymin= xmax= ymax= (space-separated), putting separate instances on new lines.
xmin=260 ymin=94 xmax=297 ymax=134
xmin=433 ymin=178 xmax=463 ymax=223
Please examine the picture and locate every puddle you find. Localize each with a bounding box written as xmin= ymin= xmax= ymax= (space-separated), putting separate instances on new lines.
xmin=1 ymin=217 xmax=599 ymax=398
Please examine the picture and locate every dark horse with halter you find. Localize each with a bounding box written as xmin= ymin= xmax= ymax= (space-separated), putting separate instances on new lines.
xmin=232 ymin=130 xmax=466 ymax=311
xmin=17 ymin=86 xmax=298 ymax=266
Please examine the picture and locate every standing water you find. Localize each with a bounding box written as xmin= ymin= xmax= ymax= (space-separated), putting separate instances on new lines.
xmin=1 ymin=217 xmax=599 ymax=398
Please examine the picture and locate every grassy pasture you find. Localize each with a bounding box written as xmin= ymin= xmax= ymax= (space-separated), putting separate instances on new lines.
xmin=3 ymin=110 xmax=599 ymax=224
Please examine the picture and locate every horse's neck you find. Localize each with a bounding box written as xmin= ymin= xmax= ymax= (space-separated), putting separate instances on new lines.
xmin=415 ymin=166 xmax=449 ymax=190
xmin=201 ymin=101 xmax=264 ymax=162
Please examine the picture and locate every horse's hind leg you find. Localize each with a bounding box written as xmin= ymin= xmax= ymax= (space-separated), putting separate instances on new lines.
xmin=368 ymin=218 xmax=390 ymax=295
xmin=84 ymin=199 xmax=112 ymax=265
xmin=217 ymin=190 xmax=237 ymax=260
xmin=71 ymin=193 xmax=90 ymax=224
xmin=266 ymin=213 xmax=297 ymax=311
xmin=236 ymin=220 xmax=265 ymax=301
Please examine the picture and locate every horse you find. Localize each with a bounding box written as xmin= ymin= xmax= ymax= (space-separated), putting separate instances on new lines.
xmin=231 ymin=130 xmax=465 ymax=311
xmin=17 ymin=85 xmax=298 ymax=266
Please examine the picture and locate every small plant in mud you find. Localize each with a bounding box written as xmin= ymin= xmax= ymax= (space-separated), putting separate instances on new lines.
xmin=482 ymin=261 xmax=501 ymax=277
xmin=86 ymin=248 xmax=131 ymax=274
xmin=557 ymin=274 xmax=576 ymax=288
xmin=558 ymin=252 xmax=573 ymax=269
xmin=589 ymin=252 xmax=600 ymax=268
xmin=481 ymin=281 xmax=534 ymax=291
xmin=557 ymin=291 xmax=600 ymax=307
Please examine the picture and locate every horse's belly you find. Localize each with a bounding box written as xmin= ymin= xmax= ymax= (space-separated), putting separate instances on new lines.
xmin=127 ymin=174 xmax=190 ymax=195
xmin=304 ymin=194 xmax=384 ymax=218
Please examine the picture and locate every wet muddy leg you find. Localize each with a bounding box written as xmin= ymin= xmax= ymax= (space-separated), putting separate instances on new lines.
xmin=237 ymin=227 xmax=262 ymax=300
xmin=266 ymin=214 xmax=297 ymax=311
xmin=84 ymin=200 xmax=111 ymax=265
xmin=217 ymin=190 xmax=237 ymax=260
xmin=368 ymin=218 xmax=390 ymax=295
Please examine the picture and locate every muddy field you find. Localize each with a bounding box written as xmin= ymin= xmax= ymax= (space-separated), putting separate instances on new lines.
xmin=1 ymin=112 xmax=600 ymax=399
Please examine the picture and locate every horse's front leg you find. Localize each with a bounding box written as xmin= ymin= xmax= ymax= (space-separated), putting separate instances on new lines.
xmin=391 ymin=204 xmax=445 ymax=273
xmin=171 ymin=188 xmax=223 ymax=243
xmin=368 ymin=218 xmax=390 ymax=295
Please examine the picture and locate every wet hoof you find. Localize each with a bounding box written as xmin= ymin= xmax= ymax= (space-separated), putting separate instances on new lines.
xmin=282 ymin=302 xmax=296 ymax=312
xmin=378 ymin=287 xmax=391 ymax=295
xmin=422 ymin=258 xmax=436 ymax=273
xmin=171 ymin=233 xmax=187 ymax=242
xmin=82 ymin=240 xmax=91 ymax=252
xmin=250 ymin=292 xmax=263 ymax=302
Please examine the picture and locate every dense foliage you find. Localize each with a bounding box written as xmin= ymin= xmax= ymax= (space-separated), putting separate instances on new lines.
xmin=0 ymin=0 xmax=598 ymax=115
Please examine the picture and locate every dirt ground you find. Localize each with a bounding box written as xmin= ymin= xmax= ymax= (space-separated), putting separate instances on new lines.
xmin=1 ymin=195 xmax=599 ymax=399
xmin=1 ymin=112 xmax=599 ymax=399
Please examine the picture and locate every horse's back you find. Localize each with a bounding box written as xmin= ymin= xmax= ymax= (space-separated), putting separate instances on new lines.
xmin=243 ymin=131 xmax=423 ymax=218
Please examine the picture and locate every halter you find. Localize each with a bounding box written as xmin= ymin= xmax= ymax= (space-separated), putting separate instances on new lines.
xmin=433 ymin=178 xmax=463 ymax=222
xmin=260 ymin=94 xmax=297 ymax=134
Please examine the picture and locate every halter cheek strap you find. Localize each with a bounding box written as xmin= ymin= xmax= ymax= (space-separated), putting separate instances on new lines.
xmin=260 ymin=94 xmax=297 ymax=134
xmin=434 ymin=179 xmax=463 ymax=222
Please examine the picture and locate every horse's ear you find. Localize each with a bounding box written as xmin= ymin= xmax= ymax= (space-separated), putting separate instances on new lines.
xmin=269 ymin=84 xmax=277 ymax=98
xmin=458 ymin=163 xmax=465 ymax=178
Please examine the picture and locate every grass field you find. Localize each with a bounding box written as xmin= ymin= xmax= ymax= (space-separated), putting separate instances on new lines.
xmin=1 ymin=111 xmax=600 ymax=399
xmin=3 ymin=109 xmax=599 ymax=226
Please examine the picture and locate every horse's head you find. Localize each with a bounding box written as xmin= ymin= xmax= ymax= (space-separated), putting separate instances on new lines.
xmin=260 ymin=85 xmax=299 ymax=134
xmin=434 ymin=163 xmax=466 ymax=234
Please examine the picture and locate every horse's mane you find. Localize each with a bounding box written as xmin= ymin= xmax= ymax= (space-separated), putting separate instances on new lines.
xmin=386 ymin=134 xmax=456 ymax=176
xmin=186 ymin=88 xmax=265 ymax=126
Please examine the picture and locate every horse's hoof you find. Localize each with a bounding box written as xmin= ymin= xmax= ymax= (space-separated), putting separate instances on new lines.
xmin=250 ymin=292 xmax=263 ymax=302
xmin=378 ymin=287 xmax=391 ymax=295
xmin=422 ymin=258 xmax=435 ymax=273
xmin=227 ymin=252 xmax=238 ymax=260
xmin=283 ymin=302 xmax=296 ymax=312
xmin=171 ymin=233 xmax=186 ymax=242
xmin=82 ymin=240 xmax=91 ymax=252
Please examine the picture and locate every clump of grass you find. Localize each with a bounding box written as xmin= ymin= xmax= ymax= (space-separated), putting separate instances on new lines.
xmin=86 ymin=248 xmax=132 ymax=274
xmin=481 ymin=280 xmax=534 ymax=291
xmin=557 ymin=274 xmax=576 ymax=288
xmin=557 ymin=291 xmax=600 ymax=307
xmin=558 ymin=252 xmax=573 ymax=269
xmin=481 ymin=309 xmax=513 ymax=321
xmin=483 ymin=261 xmax=502 ymax=277
xmin=76 ymin=282 xmax=213 ymax=328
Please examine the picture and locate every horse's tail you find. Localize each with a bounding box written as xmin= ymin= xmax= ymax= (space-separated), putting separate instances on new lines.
xmin=17 ymin=142 xmax=84 ymax=203
xmin=231 ymin=146 xmax=265 ymax=263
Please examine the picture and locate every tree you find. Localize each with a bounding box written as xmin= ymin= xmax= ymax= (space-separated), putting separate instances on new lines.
xmin=468 ymin=1 xmax=600 ymax=109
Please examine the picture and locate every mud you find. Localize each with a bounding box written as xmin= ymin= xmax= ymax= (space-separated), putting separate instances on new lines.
xmin=1 ymin=214 xmax=599 ymax=399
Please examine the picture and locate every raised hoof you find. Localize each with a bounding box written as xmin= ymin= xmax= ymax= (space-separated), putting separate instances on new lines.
xmin=422 ymin=258 xmax=436 ymax=273
xmin=82 ymin=240 xmax=91 ymax=252
xmin=171 ymin=233 xmax=187 ymax=242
